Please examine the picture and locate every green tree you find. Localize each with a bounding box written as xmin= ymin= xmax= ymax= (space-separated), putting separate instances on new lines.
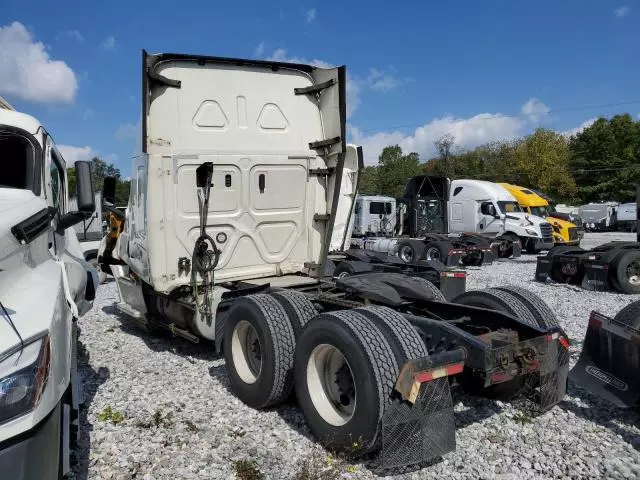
xmin=569 ymin=114 xmax=640 ymax=202
xmin=376 ymin=145 xmax=422 ymax=198
xmin=512 ymin=128 xmax=576 ymax=201
xmin=358 ymin=165 xmax=379 ymax=195
xmin=66 ymin=156 xmax=129 ymax=204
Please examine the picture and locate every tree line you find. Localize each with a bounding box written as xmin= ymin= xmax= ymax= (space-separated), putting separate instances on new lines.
xmin=67 ymin=157 xmax=131 ymax=206
xmin=358 ymin=113 xmax=640 ymax=204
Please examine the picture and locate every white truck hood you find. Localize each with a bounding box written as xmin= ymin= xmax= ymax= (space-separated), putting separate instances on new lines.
xmin=506 ymin=211 xmax=548 ymax=226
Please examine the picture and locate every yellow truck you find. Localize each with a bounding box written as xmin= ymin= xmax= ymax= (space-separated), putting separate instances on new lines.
xmin=498 ymin=183 xmax=581 ymax=246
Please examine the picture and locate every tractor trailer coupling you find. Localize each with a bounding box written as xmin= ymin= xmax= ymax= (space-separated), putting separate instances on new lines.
xmin=569 ymin=310 xmax=640 ymax=408
xmin=535 ymin=242 xmax=640 ymax=294
xmin=331 ymin=248 xmax=466 ymax=301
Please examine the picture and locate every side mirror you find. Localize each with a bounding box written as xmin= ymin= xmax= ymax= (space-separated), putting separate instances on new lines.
xmin=56 ymin=161 xmax=95 ymax=233
xmin=75 ymin=161 xmax=95 ymax=212
xmin=103 ymin=176 xmax=116 ymax=205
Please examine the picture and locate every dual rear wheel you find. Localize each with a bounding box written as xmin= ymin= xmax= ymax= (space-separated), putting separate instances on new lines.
xmin=223 ymin=293 xmax=427 ymax=454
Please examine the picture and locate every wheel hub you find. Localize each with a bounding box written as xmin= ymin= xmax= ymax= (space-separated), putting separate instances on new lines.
xmin=626 ymin=261 xmax=640 ymax=285
xmin=306 ymin=344 xmax=356 ymax=426
xmin=231 ymin=320 xmax=263 ymax=384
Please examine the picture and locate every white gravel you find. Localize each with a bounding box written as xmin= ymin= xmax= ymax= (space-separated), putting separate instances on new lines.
xmin=74 ymin=232 xmax=640 ymax=480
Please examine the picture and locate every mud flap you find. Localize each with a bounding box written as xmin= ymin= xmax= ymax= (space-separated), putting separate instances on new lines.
xmin=538 ymin=332 xmax=570 ymax=410
xmin=512 ymin=242 xmax=522 ymax=258
xmin=535 ymin=256 xmax=553 ymax=282
xmin=382 ymin=378 xmax=455 ymax=468
xmin=382 ymin=349 xmax=465 ymax=467
xmin=481 ymin=249 xmax=496 ymax=265
xmin=581 ymin=261 xmax=609 ymax=292
xmin=445 ymin=251 xmax=464 ymax=267
xmin=438 ymin=271 xmax=466 ymax=301
xmin=569 ymin=312 xmax=640 ymax=407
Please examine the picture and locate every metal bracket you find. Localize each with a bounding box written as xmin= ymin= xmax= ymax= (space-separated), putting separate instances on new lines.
xmin=294 ymin=79 xmax=336 ymax=96
xmin=309 ymin=137 xmax=341 ymax=150
xmin=313 ymin=214 xmax=330 ymax=222
xmin=148 ymin=70 xmax=181 ymax=88
xmin=308 ymin=168 xmax=333 ymax=176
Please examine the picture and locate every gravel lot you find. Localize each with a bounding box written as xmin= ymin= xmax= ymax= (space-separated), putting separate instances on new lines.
xmin=74 ymin=232 xmax=640 ymax=480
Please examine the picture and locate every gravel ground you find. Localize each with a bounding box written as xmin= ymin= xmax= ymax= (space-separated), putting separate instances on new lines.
xmin=74 ymin=232 xmax=640 ymax=480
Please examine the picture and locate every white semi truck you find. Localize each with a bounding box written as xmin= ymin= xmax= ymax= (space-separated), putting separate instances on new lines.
xmin=0 ymin=107 xmax=98 ymax=479
xmin=355 ymin=176 xmax=553 ymax=265
xmin=100 ymin=50 xmax=572 ymax=467
xmin=351 ymin=195 xmax=396 ymax=237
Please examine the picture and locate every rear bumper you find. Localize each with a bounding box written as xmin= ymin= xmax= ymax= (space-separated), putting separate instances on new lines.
xmin=0 ymin=403 xmax=61 ymax=480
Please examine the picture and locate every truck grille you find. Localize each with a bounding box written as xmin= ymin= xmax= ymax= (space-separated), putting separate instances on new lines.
xmin=568 ymin=227 xmax=578 ymax=241
xmin=540 ymin=222 xmax=553 ymax=241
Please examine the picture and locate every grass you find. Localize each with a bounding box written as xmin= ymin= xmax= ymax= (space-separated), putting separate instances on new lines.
xmin=97 ymin=406 xmax=124 ymax=425
xmin=294 ymin=450 xmax=359 ymax=480
xmin=233 ymin=459 xmax=264 ymax=480
xmin=513 ymin=410 xmax=533 ymax=425
xmin=135 ymin=408 xmax=174 ymax=429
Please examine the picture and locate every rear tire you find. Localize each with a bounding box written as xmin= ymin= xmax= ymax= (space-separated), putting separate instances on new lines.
xmin=423 ymin=240 xmax=453 ymax=263
xmin=497 ymin=233 xmax=519 ymax=258
xmin=334 ymin=261 xmax=372 ymax=278
xmin=493 ymin=285 xmax=560 ymax=329
xmin=271 ymin=291 xmax=318 ymax=337
xmin=452 ymin=288 xmax=538 ymax=328
xmin=613 ymin=300 xmax=640 ymax=328
xmin=223 ymin=294 xmax=297 ymax=408
xmin=611 ymin=251 xmax=640 ymax=294
xmin=397 ymin=240 xmax=425 ymax=264
xmin=294 ymin=310 xmax=398 ymax=454
xmin=407 ymin=276 xmax=446 ymax=302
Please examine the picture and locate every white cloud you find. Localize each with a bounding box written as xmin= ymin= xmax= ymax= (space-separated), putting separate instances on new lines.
xmin=367 ymin=67 xmax=403 ymax=92
xmin=614 ymin=6 xmax=630 ymax=17
xmin=254 ymin=41 xmax=265 ymax=56
xmin=0 ymin=22 xmax=78 ymax=104
xmin=59 ymin=29 xmax=84 ymax=42
xmin=266 ymin=48 xmax=360 ymax=117
xmin=562 ymin=117 xmax=597 ymax=137
xmin=351 ymin=112 xmax=526 ymax=165
xmin=115 ymin=121 xmax=139 ymax=141
xmin=58 ymin=145 xmax=97 ymax=163
xmin=306 ymin=8 xmax=317 ymax=23
xmin=520 ymin=98 xmax=550 ymax=123
xmin=99 ymin=35 xmax=115 ymax=51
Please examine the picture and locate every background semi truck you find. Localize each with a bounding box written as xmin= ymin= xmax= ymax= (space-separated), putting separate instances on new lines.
xmin=498 ymin=183 xmax=581 ymax=246
xmin=100 ymin=50 xmax=575 ymax=466
xmin=351 ymin=195 xmax=396 ymax=237
xmin=0 ymin=106 xmax=98 ymax=479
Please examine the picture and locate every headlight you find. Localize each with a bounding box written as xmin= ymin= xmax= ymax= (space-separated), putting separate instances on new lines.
xmin=525 ymin=228 xmax=539 ymax=236
xmin=0 ymin=335 xmax=50 ymax=425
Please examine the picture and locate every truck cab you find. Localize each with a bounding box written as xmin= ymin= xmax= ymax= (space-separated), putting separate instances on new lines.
xmin=352 ymin=195 xmax=396 ymax=237
xmin=449 ymin=179 xmax=554 ymax=253
xmin=498 ymin=183 xmax=580 ymax=246
xmin=0 ymin=106 xmax=97 ymax=479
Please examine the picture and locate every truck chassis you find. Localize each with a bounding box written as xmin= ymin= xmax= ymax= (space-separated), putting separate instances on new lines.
xmin=114 ymin=265 xmax=570 ymax=467
xmin=535 ymin=242 xmax=640 ymax=293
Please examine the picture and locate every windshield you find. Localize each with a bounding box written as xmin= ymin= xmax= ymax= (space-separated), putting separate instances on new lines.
xmin=497 ymin=201 xmax=523 ymax=214
xmin=530 ymin=206 xmax=549 ymax=217
xmin=369 ymin=201 xmax=392 ymax=215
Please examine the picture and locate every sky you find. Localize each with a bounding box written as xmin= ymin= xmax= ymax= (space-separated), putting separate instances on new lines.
xmin=1 ymin=0 xmax=639 ymax=173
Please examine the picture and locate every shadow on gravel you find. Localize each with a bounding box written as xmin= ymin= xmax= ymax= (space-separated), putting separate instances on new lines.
xmin=560 ymin=384 xmax=640 ymax=450
xmin=103 ymin=303 xmax=217 ymax=362
xmin=74 ymin=334 xmax=110 ymax=480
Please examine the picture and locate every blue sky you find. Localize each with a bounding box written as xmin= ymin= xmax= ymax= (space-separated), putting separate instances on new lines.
xmin=1 ymin=1 xmax=638 ymax=171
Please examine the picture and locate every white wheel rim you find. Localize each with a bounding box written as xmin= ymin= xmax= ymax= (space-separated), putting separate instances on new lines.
xmin=399 ymin=246 xmax=413 ymax=263
xmin=337 ymin=271 xmax=350 ymax=278
xmin=231 ymin=320 xmax=262 ymax=384
xmin=426 ymin=247 xmax=440 ymax=260
xmin=306 ymin=344 xmax=356 ymax=426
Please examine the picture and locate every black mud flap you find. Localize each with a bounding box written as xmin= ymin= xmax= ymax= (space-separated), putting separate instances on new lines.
xmin=438 ymin=271 xmax=466 ymax=301
xmin=512 ymin=242 xmax=522 ymax=258
xmin=381 ymin=378 xmax=455 ymax=468
xmin=538 ymin=332 xmax=571 ymax=410
xmin=535 ymin=256 xmax=553 ymax=282
xmin=381 ymin=349 xmax=465 ymax=467
xmin=481 ymin=249 xmax=496 ymax=265
xmin=569 ymin=312 xmax=640 ymax=407
xmin=581 ymin=260 xmax=609 ymax=291
xmin=445 ymin=251 xmax=463 ymax=267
